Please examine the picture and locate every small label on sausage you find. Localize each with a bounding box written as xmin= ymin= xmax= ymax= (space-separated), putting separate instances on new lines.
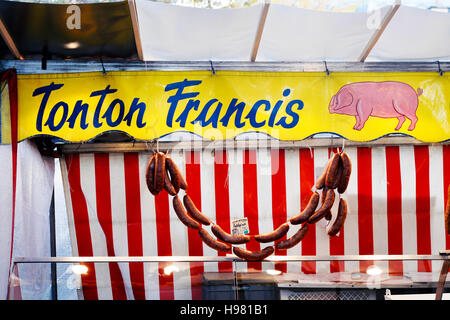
xmin=231 ymin=218 xmax=250 ymax=236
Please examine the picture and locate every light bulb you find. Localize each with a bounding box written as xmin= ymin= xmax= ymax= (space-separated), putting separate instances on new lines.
xmin=71 ymin=264 xmax=88 ymax=275
xmin=266 ymin=269 xmax=282 ymax=276
xmin=366 ymin=265 xmax=382 ymax=276
xmin=164 ymin=265 xmax=180 ymax=275
xmin=64 ymin=42 xmax=80 ymax=49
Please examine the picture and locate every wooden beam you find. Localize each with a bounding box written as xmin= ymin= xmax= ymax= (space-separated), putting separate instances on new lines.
xmin=358 ymin=1 xmax=401 ymax=62
xmin=250 ymin=1 xmax=270 ymax=62
xmin=0 ymin=17 xmax=23 ymax=60
xmin=128 ymin=0 xmax=144 ymax=61
xmin=436 ymin=259 xmax=450 ymax=300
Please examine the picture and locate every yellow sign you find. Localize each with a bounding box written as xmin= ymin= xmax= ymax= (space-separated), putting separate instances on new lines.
xmin=17 ymin=71 xmax=450 ymax=143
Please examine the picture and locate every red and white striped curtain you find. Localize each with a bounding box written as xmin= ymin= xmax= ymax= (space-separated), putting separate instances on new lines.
xmin=60 ymin=145 xmax=450 ymax=300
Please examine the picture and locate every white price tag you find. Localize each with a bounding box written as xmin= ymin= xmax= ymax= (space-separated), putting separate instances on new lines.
xmin=231 ymin=218 xmax=249 ymax=236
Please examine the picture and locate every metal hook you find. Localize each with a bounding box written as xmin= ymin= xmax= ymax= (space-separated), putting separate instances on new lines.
xmin=209 ymin=60 xmax=216 ymax=75
xmin=324 ymin=61 xmax=330 ymax=76
xmin=147 ymin=139 xmax=156 ymax=154
xmin=308 ymin=146 xmax=313 ymax=159
xmin=437 ymin=61 xmax=444 ymax=76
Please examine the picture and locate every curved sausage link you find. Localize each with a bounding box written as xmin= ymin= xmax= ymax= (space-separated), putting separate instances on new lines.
xmin=154 ymin=152 xmax=166 ymax=194
xmin=254 ymin=223 xmax=290 ymax=243
xmin=328 ymin=198 xmax=348 ymax=236
xmin=315 ymin=161 xmax=330 ymax=190
xmin=321 ymin=187 xmax=335 ymax=220
xmin=166 ymin=157 xmax=188 ymax=191
xmin=145 ymin=154 xmax=158 ymax=195
xmin=275 ymin=224 xmax=309 ymax=250
xmin=290 ymin=192 xmax=320 ymax=225
xmin=337 ymin=152 xmax=352 ymax=194
xmin=325 ymin=153 xmax=341 ymax=189
xmin=211 ymin=224 xmax=251 ymax=244
xmin=308 ymin=189 xmax=336 ymax=224
xmin=198 ymin=228 xmax=231 ymax=252
xmin=172 ymin=195 xmax=201 ymax=230
xmin=165 ymin=157 xmax=180 ymax=194
xmin=183 ymin=194 xmax=211 ymax=226
xmin=164 ymin=168 xmax=177 ymax=196
xmin=233 ymin=246 xmax=274 ymax=261
xmin=332 ymin=161 xmax=343 ymax=190
xmin=321 ymin=187 xmax=330 ymax=204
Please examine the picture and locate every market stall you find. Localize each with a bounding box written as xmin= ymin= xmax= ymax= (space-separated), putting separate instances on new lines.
xmin=0 ymin=0 xmax=449 ymax=301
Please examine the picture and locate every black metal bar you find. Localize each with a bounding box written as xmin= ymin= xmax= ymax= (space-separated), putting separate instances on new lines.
xmin=49 ymin=190 xmax=57 ymax=300
xmin=2 ymin=60 xmax=450 ymax=75
xmin=324 ymin=60 xmax=330 ymax=76
xmin=437 ymin=60 xmax=444 ymax=76
xmin=209 ymin=60 xmax=215 ymax=75
xmin=100 ymin=56 xmax=107 ymax=76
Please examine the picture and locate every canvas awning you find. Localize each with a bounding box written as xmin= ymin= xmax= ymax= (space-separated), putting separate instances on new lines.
xmin=0 ymin=0 xmax=448 ymax=62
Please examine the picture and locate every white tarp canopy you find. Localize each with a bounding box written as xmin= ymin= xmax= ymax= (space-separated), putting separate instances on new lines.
xmin=133 ymin=0 xmax=450 ymax=62
xmin=368 ymin=5 xmax=450 ymax=61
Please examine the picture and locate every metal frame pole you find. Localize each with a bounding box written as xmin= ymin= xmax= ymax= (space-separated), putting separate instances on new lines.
xmin=11 ymin=254 xmax=450 ymax=300
xmin=11 ymin=254 xmax=450 ymax=264
xmin=49 ymin=190 xmax=57 ymax=300
xmin=2 ymin=60 xmax=449 ymax=75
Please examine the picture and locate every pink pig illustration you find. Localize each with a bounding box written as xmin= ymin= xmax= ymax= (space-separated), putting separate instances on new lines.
xmin=329 ymin=81 xmax=422 ymax=131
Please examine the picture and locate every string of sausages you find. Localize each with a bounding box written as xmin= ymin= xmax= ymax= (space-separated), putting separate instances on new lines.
xmin=145 ymin=150 xmax=352 ymax=261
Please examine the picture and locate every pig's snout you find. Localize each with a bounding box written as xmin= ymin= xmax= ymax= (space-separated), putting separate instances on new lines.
xmin=329 ymin=95 xmax=337 ymax=113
